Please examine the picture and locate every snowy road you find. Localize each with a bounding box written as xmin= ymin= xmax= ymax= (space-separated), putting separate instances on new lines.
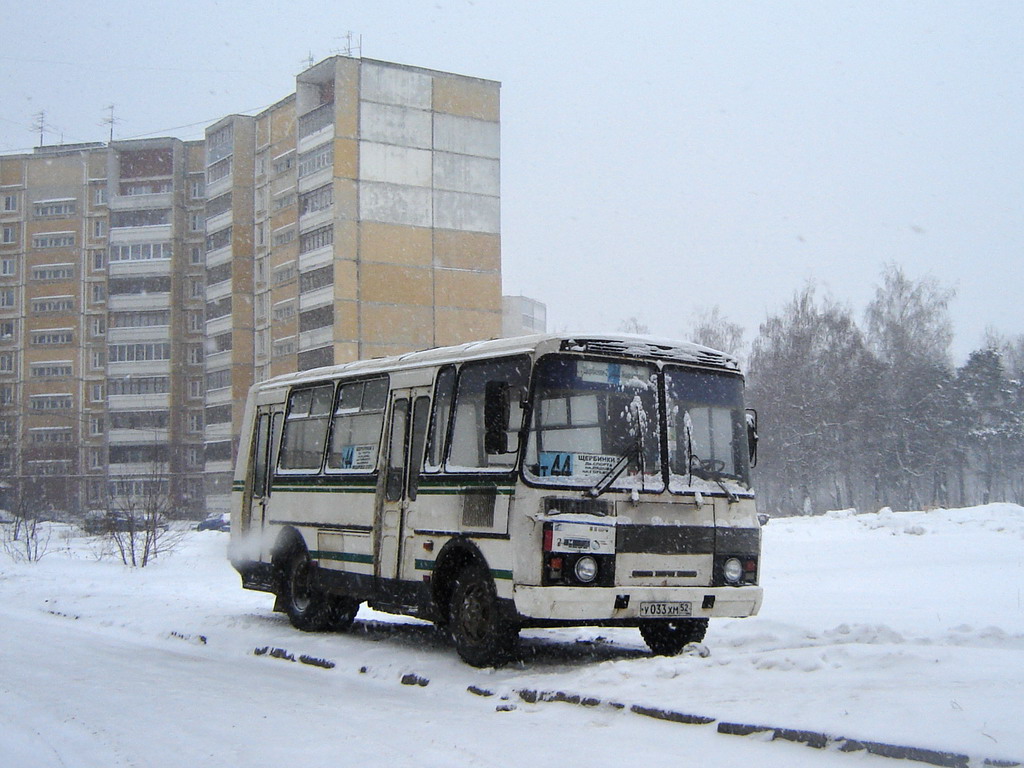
xmin=1 ymin=504 xmax=1022 ymax=768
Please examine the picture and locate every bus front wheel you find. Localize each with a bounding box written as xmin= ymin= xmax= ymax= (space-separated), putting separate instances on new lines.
xmin=282 ymin=550 xmax=330 ymax=632
xmin=449 ymin=564 xmax=517 ymax=667
xmin=639 ymin=618 xmax=708 ymax=655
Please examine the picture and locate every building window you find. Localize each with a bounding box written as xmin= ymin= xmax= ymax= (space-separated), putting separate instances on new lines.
xmin=89 ymin=448 xmax=105 ymax=469
xmin=90 ymin=383 xmax=105 ymax=402
xmin=93 ymin=186 xmax=108 ymax=206
xmin=187 ymin=345 xmax=204 ymax=364
xmin=0 ymin=320 xmax=15 ymax=340
xmin=92 ymin=219 xmax=107 ymax=237
xmin=31 ymin=362 xmax=73 ymax=378
xmin=299 ymin=305 xmax=333 ymax=333
xmin=34 ymin=200 xmax=76 ymax=217
xmin=188 ymin=413 xmax=204 ymax=432
xmin=0 ymin=352 xmax=13 ymax=373
xmin=272 ymin=300 xmax=295 ymax=323
xmin=1 ymin=258 xmax=15 ymax=276
xmin=108 ymin=376 xmax=169 ymax=395
xmin=299 ymin=184 xmax=333 ymax=216
xmin=190 ymin=178 xmax=205 ymax=199
xmin=33 ymin=232 xmax=75 ymax=249
xmin=110 ymin=310 xmax=170 ymax=328
xmin=2 ymin=225 xmax=17 ymax=244
xmin=207 ymin=157 xmax=232 ymax=184
xmin=32 ymin=264 xmax=74 ymax=281
xmin=273 ymin=261 xmax=296 ymax=286
xmin=207 ymin=332 xmax=232 ymax=354
xmin=188 ymin=378 xmax=203 ymax=399
xmin=119 ymin=180 xmax=172 ymax=196
xmin=272 ymin=337 xmax=296 ymax=357
xmin=2 ymin=194 xmax=17 ymax=212
xmin=206 ymin=369 xmax=231 ymax=391
xmin=272 ymin=153 xmax=295 ymax=175
xmin=109 ymin=276 xmax=170 ymax=295
xmin=189 ymin=212 xmax=203 ymax=231
xmin=0 ymin=289 xmax=15 ymax=308
xmin=30 ymin=428 xmax=73 ymax=444
xmin=107 ymin=342 xmax=171 ymax=363
xmin=91 ymin=249 xmax=106 ymax=270
xmin=206 ymin=296 xmax=231 ymax=320
xmin=272 ymin=226 xmax=295 ymax=246
xmin=206 ymin=261 xmax=231 ymax=286
xmin=31 ymin=296 xmax=74 ymax=313
xmin=31 ymin=329 xmax=74 ymax=346
xmin=297 ymin=143 xmax=333 ymax=178
xmin=273 ymin=192 xmax=296 ymax=212
xmin=188 ymin=311 xmax=203 ymax=332
xmin=91 ymin=316 xmax=107 ymax=336
xmin=206 ymin=227 xmax=231 ymax=252
xmin=206 ymin=192 xmax=232 ymax=220
xmin=30 ymin=394 xmax=73 ymax=411
xmin=299 ymin=265 xmax=333 ymax=294
xmin=299 ymin=225 xmax=333 ymax=255
xmin=191 ymin=245 xmax=203 ymax=264
xmin=109 ymin=242 xmax=171 ymax=262
xmin=91 ymin=349 xmax=105 ymax=369
xmin=110 ymin=209 xmax=170 ymax=228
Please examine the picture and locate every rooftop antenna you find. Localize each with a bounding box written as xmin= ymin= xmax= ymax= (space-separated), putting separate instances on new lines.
xmin=334 ymin=31 xmax=362 ymax=58
xmin=31 ymin=111 xmax=51 ymax=147
xmin=302 ymin=51 xmax=316 ymax=70
xmin=100 ymin=104 xmax=121 ymax=143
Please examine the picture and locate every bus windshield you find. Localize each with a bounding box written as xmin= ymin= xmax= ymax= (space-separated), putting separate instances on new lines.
xmin=524 ymin=356 xmax=663 ymax=493
xmin=664 ymin=366 xmax=751 ymax=491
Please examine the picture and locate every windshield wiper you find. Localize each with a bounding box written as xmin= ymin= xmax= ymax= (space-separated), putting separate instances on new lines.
xmin=587 ymin=440 xmax=643 ymax=498
xmin=687 ymin=452 xmax=738 ymax=503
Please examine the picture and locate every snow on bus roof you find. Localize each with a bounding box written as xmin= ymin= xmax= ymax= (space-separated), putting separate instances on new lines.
xmin=254 ymin=333 xmax=739 ymax=392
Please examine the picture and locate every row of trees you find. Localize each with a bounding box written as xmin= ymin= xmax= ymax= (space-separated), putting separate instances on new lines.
xmin=684 ymin=265 xmax=1024 ymax=515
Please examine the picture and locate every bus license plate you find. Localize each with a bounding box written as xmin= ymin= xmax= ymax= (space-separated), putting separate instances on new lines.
xmin=639 ymin=601 xmax=692 ymax=618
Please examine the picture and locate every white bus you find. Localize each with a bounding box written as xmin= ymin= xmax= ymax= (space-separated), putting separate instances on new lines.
xmin=229 ymin=334 xmax=763 ymax=666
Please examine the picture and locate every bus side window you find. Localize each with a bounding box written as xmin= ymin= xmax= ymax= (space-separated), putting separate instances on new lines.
xmin=279 ymin=384 xmax=334 ymax=471
xmin=448 ymin=356 xmax=530 ymax=471
xmin=326 ymin=377 xmax=388 ymax=472
xmin=407 ymin=396 xmax=430 ymax=500
xmin=424 ymin=366 xmax=455 ymax=472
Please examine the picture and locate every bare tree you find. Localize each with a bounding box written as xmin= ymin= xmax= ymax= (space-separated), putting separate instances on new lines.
xmin=96 ymin=465 xmax=184 ymax=567
xmin=686 ymin=305 xmax=746 ymax=362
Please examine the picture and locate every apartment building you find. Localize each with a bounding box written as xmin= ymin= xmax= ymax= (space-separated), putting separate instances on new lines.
xmin=1 ymin=55 xmax=503 ymax=519
xmin=0 ymin=139 xmax=207 ymax=517
xmin=201 ymin=56 xmax=503 ymax=512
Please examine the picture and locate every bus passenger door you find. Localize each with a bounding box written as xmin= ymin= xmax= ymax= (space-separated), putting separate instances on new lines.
xmin=376 ymin=388 xmax=431 ymax=583
xmin=243 ymin=406 xmax=282 ymax=559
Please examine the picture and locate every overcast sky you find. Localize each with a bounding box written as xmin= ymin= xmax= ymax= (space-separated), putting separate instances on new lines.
xmin=2 ymin=1 xmax=1021 ymax=361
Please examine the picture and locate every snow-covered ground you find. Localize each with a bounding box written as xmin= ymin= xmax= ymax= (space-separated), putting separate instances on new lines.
xmin=1 ymin=504 xmax=1022 ymax=768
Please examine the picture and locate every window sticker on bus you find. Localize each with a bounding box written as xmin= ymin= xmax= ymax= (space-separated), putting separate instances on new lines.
xmin=538 ymin=451 xmax=618 ymax=478
xmin=576 ymin=360 xmax=649 ymax=386
xmin=338 ymin=444 xmax=376 ymax=470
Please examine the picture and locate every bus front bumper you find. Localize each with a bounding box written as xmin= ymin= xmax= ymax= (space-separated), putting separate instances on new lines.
xmin=512 ymin=584 xmax=763 ymax=622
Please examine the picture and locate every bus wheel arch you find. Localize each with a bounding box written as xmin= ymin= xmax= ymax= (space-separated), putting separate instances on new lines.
xmin=431 ymin=537 xmax=485 ymax=628
xmin=270 ymin=527 xmax=330 ymax=632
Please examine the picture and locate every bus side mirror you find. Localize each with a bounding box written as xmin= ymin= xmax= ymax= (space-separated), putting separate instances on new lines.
xmin=745 ymin=408 xmax=759 ymax=467
xmin=484 ymin=381 xmax=511 ymax=454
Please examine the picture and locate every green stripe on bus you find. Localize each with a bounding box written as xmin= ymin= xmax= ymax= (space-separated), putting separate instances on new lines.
xmin=414 ymin=558 xmax=435 ymax=572
xmin=491 ymin=569 xmax=513 ymax=581
xmin=311 ymin=550 xmax=374 ymax=565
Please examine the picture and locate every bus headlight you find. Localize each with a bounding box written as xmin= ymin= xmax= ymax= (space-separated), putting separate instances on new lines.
xmin=574 ymin=555 xmax=599 ymax=583
xmin=723 ymin=557 xmax=744 ymax=584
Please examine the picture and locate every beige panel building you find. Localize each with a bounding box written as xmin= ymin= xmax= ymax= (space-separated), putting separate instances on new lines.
xmin=201 ymin=56 xmax=503 ymax=513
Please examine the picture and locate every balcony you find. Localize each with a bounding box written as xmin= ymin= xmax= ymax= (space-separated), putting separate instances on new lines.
xmin=108 ymin=292 xmax=171 ymax=312
xmin=108 ymin=393 xmax=170 ymax=411
xmin=108 ymin=427 xmax=170 ymax=445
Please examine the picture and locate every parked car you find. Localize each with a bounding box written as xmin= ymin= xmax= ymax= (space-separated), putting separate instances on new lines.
xmin=196 ymin=512 xmax=230 ymax=532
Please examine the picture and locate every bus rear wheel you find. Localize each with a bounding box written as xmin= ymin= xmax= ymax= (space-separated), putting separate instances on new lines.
xmin=449 ymin=565 xmax=517 ymax=667
xmin=639 ymin=618 xmax=708 ymax=655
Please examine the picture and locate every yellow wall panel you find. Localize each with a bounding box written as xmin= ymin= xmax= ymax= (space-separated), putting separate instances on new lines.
xmin=360 ymin=221 xmax=432 ymax=266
